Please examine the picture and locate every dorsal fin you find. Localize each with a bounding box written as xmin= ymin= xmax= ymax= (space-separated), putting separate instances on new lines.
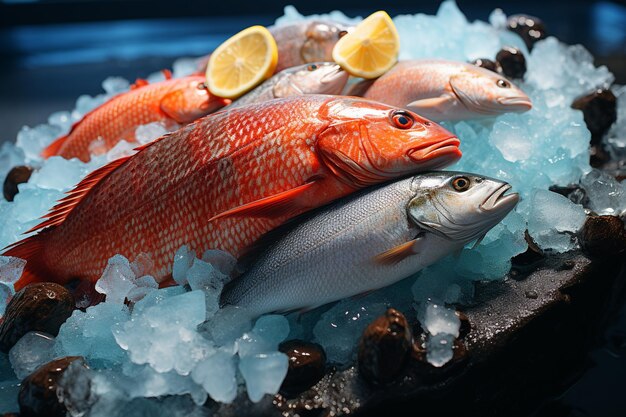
xmin=162 ymin=69 xmax=173 ymax=80
xmin=24 ymin=155 xmax=131 ymax=234
xmin=131 ymin=78 xmax=150 ymax=89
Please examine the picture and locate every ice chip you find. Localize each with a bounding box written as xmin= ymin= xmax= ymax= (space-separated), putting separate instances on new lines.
xmin=201 ymin=249 xmax=237 ymax=276
xmin=426 ymin=333 xmax=455 ymax=367
xmin=172 ymin=245 xmax=194 ymax=285
xmin=173 ymin=57 xmax=201 ymax=78
xmin=47 ymin=111 xmax=73 ymax=133
xmin=130 ymin=253 xmax=154 ymax=277
xmin=95 ymin=255 xmax=137 ymax=304
xmin=581 ymin=169 xmax=626 ymax=216
xmin=421 ymin=303 xmax=461 ymax=337
xmin=191 ymin=348 xmax=238 ymax=403
xmin=0 ymin=256 xmax=26 ymax=287
xmin=313 ymin=300 xmax=388 ymax=364
xmin=239 ymin=352 xmax=289 ymax=403
xmin=9 ymin=331 xmax=56 ymax=379
xmin=528 ymin=189 xmax=587 ymax=252
xmin=251 ymin=315 xmax=290 ymax=347
xmin=187 ymin=258 xmax=227 ymax=317
xmin=202 ymin=305 xmax=253 ymax=346
xmin=135 ymin=122 xmax=169 ymax=145
xmin=102 ymin=76 xmax=130 ymax=95
xmin=0 ymin=284 xmax=12 ymax=317
xmin=16 ymin=123 xmax=62 ymax=162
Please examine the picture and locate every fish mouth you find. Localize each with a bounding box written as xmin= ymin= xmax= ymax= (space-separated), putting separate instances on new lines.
xmin=480 ymin=184 xmax=519 ymax=212
xmin=496 ymin=96 xmax=533 ymax=112
xmin=319 ymin=65 xmax=349 ymax=93
xmin=407 ymin=137 xmax=462 ymax=168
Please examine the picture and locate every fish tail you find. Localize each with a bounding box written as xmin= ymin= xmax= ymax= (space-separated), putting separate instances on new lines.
xmin=41 ymin=134 xmax=69 ymax=159
xmin=3 ymin=233 xmax=49 ymax=291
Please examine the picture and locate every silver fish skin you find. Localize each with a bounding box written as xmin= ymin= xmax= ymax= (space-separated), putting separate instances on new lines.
xmin=222 ymin=172 xmax=519 ymax=317
xmin=348 ymin=59 xmax=532 ymax=121
xmin=231 ymin=62 xmax=348 ymax=108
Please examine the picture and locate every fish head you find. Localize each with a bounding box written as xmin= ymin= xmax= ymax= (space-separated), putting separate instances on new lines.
xmin=273 ymin=62 xmax=349 ymax=98
xmin=160 ymin=78 xmax=230 ymax=123
xmin=301 ymin=21 xmax=353 ymax=63
xmin=449 ymin=67 xmax=532 ymax=116
xmin=317 ymin=99 xmax=461 ymax=188
xmin=407 ymin=172 xmax=519 ymax=243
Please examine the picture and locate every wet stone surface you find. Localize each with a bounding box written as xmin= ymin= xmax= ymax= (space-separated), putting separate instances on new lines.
xmin=571 ymin=89 xmax=618 ymax=146
xmin=279 ymin=339 xmax=327 ymax=397
xmin=357 ymin=308 xmax=413 ymax=385
xmin=506 ymin=14 xmax=547 ymax=50
xmin=496 ymin=46 xmax=527 ymax=80
xmin=0 ymin=283 xmax=74 ymax=353
xmin=3 ymin=166 xmax=33 ymax=202
xmin=18 ymin=356 xmax=86 ymax=417
xmin=579 ymin=215 xmax=626 ymax=260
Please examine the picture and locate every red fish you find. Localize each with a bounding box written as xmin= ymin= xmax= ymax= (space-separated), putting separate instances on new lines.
xmin=41 ymin=74 xmax=228 ymax=162
xmin=6 ymin=95 xmax=461 ymax=291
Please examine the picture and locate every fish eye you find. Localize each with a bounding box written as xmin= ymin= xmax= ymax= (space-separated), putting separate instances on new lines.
xmin=307 ymin=64 xmax=318 ymax=71
xmin=391 ymin=110 xmax=414 ymax=129
xmin=452 ymin=176 xmax=471 ymax=192
xmin=338 ymin=30 xmax=348 ymax=38
xmin=497 ymin=79 xmax=510 ymax=88
xmin=196 ymin=82 xmax=207 ymax=90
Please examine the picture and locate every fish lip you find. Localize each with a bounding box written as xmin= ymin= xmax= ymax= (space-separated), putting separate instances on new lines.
xmin=320 ymin=65 xmax=345 ymax=83
xmin=480 ymin=184 xmax=520 ymax=211
xmin=407 ymin=137 xmax=462 ymax=165
xmin=496 ymin=96 xmax=533 ymax=111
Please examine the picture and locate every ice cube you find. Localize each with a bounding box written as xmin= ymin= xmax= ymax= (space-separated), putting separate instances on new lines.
xmin=426 ymin=333 xmax=455 ymax=367
xmin=0 ymin=284 xmax=12 ymax=317
xmin=9 ymin=331 xmax=56 ymax=379
xmin=173 ymin=57 xmax=201 ymax=78
xmin=238 ymin=351 xmax=288 ymax=403
xmin=191 ymin=348 xmax=238 ymax=403
xmin=172 ymin=245 xmax=195 ymax=285
xmin=421 ymin=302 xmax=461 ymax=337
xmin=202 ymin=305 xmax=253 ymax=346
xmin=0 ymin=256 xmax=26 ymax=288
xmin=528 ymin=189 xmax=587 ymax=252
xmin=102 ymin=77 xmax=130 ymax=95
xmin=95 ymin=255 xmax=137 ymax=304
xmin=135 ymin=122 xmax=169 ymax=145
xmin=581 ymin=169 xmax=626 ymax=216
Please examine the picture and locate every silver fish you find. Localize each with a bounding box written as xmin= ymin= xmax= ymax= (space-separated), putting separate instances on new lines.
xmin=348 ymin=59 xmax=532 ymax=121
xmin=221 ymin=172 xmax=519 ymax=317
xmin=231 ymin=62 xmax=348 ymax=108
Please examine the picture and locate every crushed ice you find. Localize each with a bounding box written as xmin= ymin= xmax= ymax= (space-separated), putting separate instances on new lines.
xmin=1 ymin=0 xmax=626 ymax=409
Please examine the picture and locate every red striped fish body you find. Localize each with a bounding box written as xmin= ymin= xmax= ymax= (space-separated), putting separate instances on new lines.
xmin=41 ymin=75 xmax=228 ymax=162
xmin=6 ymin=95 xmax=461 ymax=290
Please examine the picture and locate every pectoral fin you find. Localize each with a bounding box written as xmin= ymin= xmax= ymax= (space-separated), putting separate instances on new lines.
xmin=209 ymin=181 xmax=318 ymax=222
xmin=406 ymin=96 xmax=456 ymax=114
xmin=374 ymin=237 xmax=424 ymax=265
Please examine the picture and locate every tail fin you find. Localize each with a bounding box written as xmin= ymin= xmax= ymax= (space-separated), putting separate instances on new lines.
xmin=41 ymin=134 xmax=70 ymax=159
xmin=3 ymin=233 xmax=48 ymax=291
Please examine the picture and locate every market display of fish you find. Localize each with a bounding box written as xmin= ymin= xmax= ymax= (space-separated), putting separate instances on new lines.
xmin=230 ymin=62 xmax=348 ymax=107
xmin=41 ymin=74 xmax=228 ymax=162
xmin=348 ymin=59 xmax=532 ymax=121
xmin=5 ymin=95 xmax=461 ymax=290
xmin=222 ymin=172 xmax=519 ymax=317
xmin=195 ymin=19 xmax=353 ymax=74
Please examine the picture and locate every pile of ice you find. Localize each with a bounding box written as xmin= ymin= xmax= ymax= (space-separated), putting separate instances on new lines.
xmin=1 ymin=1 xmax=626 ymax=411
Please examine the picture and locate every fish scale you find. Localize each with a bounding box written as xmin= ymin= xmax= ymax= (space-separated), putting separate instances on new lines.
xmin=6 ymin=95 xmax=461 ymax=290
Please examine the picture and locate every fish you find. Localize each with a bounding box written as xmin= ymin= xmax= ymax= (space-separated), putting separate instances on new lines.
xmin=41 ymin=74 xmax=228 ymax=162
xmin=195 ymin=20 xmax=352 ymax=74
xmin=348 ymin=59 xmax=532 ymax=121
xmin=231 ymin=62 xmax=348 ymax=108
xmin=5 ymin=95 xmax=461 ymax=291
xmin=221 ymin=172 xmax=519 ymax=317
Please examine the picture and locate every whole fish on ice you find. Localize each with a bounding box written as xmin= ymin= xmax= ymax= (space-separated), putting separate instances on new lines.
xmin=222 ymin=172 xmax=519 ymax=317
xmin=196 ymin=20 xmax=352 ymax=74
xmin=231 ymin=62 xmax=348 ymax=107
xmin=348 ymin=59 xmax=532 ymax=121
xmin=41 ymin=74 xmax=228 ymax=162
xmin=6 ymin=95 xmax=461 ymax=290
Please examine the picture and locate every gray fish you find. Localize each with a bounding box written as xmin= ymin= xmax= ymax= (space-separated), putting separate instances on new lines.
xmin=231 ymin=62 xmax=348 ymax=108
xmin=221 ymin=172 xmax=519 ymax=317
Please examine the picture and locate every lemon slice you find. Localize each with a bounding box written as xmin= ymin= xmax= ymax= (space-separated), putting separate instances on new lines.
xmin=207 ymin=25 xmax=278 ymax=99
xmin=332 ymin=11 xmax=399 ymax=79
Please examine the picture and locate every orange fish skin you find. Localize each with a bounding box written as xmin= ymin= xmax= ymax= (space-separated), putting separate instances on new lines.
xmin=6 ymin=95 xmax=460 ymax=290
xmin=41 ymin=75 xmax=228 ymax=162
